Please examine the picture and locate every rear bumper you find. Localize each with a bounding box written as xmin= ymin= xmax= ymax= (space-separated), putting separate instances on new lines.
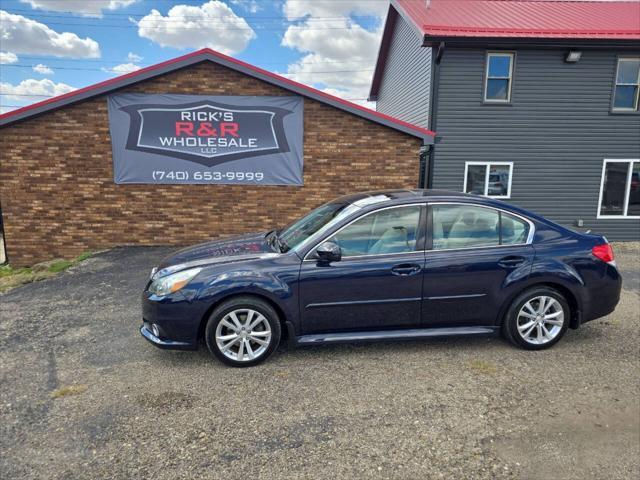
xmin=580 ymin=265 xmax=622 ymax=325
xmin=140 ymin=323 xmax=196 ymax=350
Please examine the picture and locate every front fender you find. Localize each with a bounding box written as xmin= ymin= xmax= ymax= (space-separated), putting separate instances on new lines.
xmin=192 ymin=259 xmax=301 ymax=333
xmin=202 ymin=270 xmax=291 ymax=300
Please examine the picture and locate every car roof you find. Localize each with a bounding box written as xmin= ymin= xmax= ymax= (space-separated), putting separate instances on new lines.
xmin=334 ymin=189 xmax=477 ymax=206
xmin=333 ymin=189 xmax=542 ymax=220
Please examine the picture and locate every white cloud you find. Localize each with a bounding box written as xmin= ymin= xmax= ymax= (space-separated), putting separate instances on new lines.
xmin=0 ymin=52 xmax=18 ymax=64
xmin=321 ymin=87 xmax=376 ymax=109
xmin=0 ymin=78 xmax=76 ymax=101
xmin=102 ymin=62 xmax=142 ymax=75
xmin=0 ymin=10 xmax=101 ymax=58
xmin=127 ymin=52 xmax=143 ymax=63
xmin=19 ymin=1 xmax=138 ymax=17
xmin=1 ymin=105 xmax=19 ymax=114
xmin=230 ymin=0 xmax=261 ymax=14
xmin=137 ymin=1 xmax=255 ymax=54
xmin=33 ymin=64 xmax=54 ymax=75
xmin=283 ymin=18 xmax=381 ymax=64
xmin=281 ymin=9 xmax=385 ymax=103
xmin=283 ymin=0 xmax=388 ymax=20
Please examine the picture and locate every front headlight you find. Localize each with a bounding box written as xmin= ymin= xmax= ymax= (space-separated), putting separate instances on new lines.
xmin=148 ymin=267 xmax=202 ymax=297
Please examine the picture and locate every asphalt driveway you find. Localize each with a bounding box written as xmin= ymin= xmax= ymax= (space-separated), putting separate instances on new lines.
xmin=1 ymin=246 xmax=638 ymax=479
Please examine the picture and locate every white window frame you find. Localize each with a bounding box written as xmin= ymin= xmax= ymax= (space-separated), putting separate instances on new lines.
xmin=484 ymin=52 xmax=514 ymax=103
xmin=612 ymin=57 xmax=640 ymax=112
xmin=597 ymin=159 xmax=640 ymax=219
xmin=464 ymin=161 xmax=513 ymax=199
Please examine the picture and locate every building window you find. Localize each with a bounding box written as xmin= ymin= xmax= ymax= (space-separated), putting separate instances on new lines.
xmin=598 ymin=160 xmax=640 ymax=218
xmin=613 ymin=58 xmax=640 ymax=112
xmin=484 ymin=52 xmax=514 ymax=102
xmin=464 ymin=162 xmax=513 ymax=198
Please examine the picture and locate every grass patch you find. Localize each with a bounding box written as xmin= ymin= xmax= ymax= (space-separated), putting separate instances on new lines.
xmin=0 ymin=269 xmax=54 ymax=293
xmin=50 ymin=384 xmax=88 ymax=399
xmin=48 ymin=260 xmax=74 ymax=273
xmin=468 ymin=359 xmax=498 ymax=375
xmin=75 ymin=251 xmax=93 ymax=262
xmin=0 ymin=251 xmax=93 ymax=293
xmin=0 ymin=265 xmax=32 ymax=278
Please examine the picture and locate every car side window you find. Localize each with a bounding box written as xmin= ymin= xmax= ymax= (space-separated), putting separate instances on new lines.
xmin=432 ymin=205 xmax=500 ymax=250
xmin=501 ymin=212 xmax=529 ymax=245
xmin=328 ymin=206 xmax=421 ymax=257
xmin=432 ymin=205 xmax=530 ymax=250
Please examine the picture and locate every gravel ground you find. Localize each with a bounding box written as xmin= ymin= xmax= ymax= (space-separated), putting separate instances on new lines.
xmin=0 ymin=246 xmax=638 ymax=480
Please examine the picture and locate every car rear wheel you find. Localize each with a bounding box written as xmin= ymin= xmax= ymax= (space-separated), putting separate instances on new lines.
xmin=502 ymin=287 xmax=569 ymax=350
xmin=205 ymin=296 xmax=281 ymax=367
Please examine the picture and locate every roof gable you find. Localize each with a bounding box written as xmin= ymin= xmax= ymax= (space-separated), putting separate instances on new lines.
xmin=0 ymin=48 xmax=435 ymax=143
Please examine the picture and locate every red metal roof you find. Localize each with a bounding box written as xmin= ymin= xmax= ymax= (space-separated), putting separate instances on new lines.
xmin=370 ymin=0 xmax=640 ymax=99
xmin=0 ymin=48 xmax=435 ymax=141
xmin=396 ymin=0 xmax=640 ymax=40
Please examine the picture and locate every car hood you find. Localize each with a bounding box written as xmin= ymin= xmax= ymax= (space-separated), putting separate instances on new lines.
xmin=155 ymin=232 xmax=277 ymax=275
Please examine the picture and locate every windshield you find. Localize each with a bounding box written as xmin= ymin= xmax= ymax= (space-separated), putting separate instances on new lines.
xmin=278 ymin=202 xmax=357 ymax=253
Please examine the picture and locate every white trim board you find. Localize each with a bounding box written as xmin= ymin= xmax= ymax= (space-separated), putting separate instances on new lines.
xmin=464 ymin=161 xmax=514 ymax=199
xmin=597 ymin=159 xmax=640 ymax=219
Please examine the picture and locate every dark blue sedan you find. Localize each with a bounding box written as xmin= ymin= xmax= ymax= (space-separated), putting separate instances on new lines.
xmin=141 ymin=190 xmax=621 ymax=367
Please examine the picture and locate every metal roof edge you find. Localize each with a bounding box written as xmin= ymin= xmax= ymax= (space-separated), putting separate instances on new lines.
xmin=421 ymin=35 xmax=640 ymax=48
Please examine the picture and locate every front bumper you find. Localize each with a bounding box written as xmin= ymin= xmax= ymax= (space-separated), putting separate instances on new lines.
xmin=141 ymin=288 xmax=207 ymax=350
xmin=140 ymin=323 xmax=195 ymax=350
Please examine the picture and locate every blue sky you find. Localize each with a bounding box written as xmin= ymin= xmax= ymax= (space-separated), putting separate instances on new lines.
xmin=0 ymin=0 xmax=391 ymax=113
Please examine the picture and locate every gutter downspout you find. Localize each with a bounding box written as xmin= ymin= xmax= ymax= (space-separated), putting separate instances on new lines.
xmin=425 ymin=40 xmax=445 ymax=189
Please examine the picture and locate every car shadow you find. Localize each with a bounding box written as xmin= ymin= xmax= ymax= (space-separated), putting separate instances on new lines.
xmin=147 ymin=333 xmax=515 ymax=369
xmin=147 ymin=323 xmax=611 ymax=368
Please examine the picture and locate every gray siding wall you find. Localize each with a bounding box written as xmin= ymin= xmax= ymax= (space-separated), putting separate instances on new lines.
xmin=376 ymin=14 xmax=431 ymax=128
xmin=432 ymin=48 xmax=640 ymax=241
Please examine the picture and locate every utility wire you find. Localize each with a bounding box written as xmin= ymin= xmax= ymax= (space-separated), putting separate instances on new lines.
xmin=0 ymin=0 xmax=393 ymax=10
xmin=3 ymin=9 xmax=369 ymax=20
xmin=0 ymin=96 xmax=369 ymax=102
xmin=0 ymin=65 xmax=373 ymax=73
xmin=15 ymin=21 xmax=373 ymax=30
xmin=4 ymin=56 xmax=376 ymax=65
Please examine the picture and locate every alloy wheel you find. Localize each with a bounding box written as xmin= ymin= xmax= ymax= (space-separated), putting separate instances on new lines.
xmin=516 ymin=296 xmax=565 ymax=345
xmin=215 ymin=309 xmax=272 ymax=362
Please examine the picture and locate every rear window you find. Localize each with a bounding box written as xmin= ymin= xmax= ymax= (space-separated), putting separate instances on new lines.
xmin=431 ymin=204 xmax=530 ymax=250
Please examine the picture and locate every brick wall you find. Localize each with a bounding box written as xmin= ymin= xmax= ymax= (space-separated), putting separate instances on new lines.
xmin=0 ymin=61 xmax=422 ymax=266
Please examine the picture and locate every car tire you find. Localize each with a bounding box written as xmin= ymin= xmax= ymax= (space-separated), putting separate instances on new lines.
xmin=502 ymin=286 xmax=570 ymax=350
xmin=205 ymin=296 xmax=281 ymax=367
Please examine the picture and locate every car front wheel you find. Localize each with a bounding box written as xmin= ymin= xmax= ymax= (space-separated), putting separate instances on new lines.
xmin=205 ymin=296 xmax=281 ymax=367
xmin=502 ymin=287 xmax=569 ymax=350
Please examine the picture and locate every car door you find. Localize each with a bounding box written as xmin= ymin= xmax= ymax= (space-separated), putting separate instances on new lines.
xmin=422 ymin=203 xmax=534 ymax=327
xmin=298 ymin=204 xmax=426 ymax=334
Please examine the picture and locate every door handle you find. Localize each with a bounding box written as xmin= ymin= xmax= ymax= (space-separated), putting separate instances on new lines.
xmin=391 ymin=263 xmax=422 ymax=276
xmin=498 ymin=256 xmax=526 ymax=268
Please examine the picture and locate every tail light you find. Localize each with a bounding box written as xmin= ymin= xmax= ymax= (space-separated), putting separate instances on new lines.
xmin=592 ymin=243 xmax=615 ymax=266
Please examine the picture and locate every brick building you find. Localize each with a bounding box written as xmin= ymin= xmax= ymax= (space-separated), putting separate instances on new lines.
xmin=0 ymin=49 xmax=434 ymax=266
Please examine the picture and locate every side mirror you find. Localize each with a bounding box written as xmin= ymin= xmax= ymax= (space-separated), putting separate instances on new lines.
xmin=316 ymin=241 xmax=341 ymax=263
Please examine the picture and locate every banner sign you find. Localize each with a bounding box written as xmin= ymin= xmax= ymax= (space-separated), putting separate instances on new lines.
xmin=107 ymin=94 xmax=303 ymax=185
